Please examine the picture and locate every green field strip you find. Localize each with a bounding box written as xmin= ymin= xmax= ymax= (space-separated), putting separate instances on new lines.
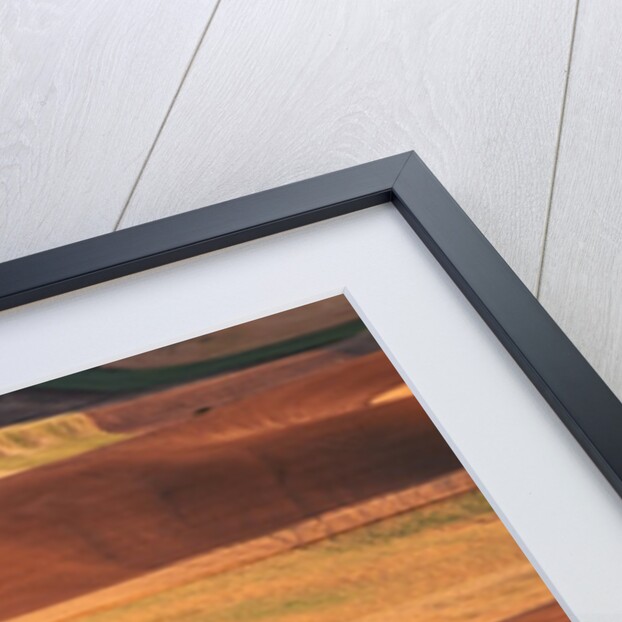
xmin=37 ymin=319 xmax=367 ymax=394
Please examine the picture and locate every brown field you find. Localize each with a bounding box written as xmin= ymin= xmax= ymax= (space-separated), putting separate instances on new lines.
xmin=11 ymin=472 xmax=476 ymax=622
xmin=0 ymin=311 xmax=566 ymax=622
xmin=88 ymin=338 xmax=375 ymax=434
xmin=0 ymin=343 xmax=377 ymax=475
xmin=10 ymin=489 xmax=563 ymax=622
xmin=505 ymin=604 xmax=569 ymax=622
xmin=0 ymin=353 xmax=465 ymax=620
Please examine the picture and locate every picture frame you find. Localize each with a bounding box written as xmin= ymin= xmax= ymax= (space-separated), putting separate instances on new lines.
xmin=1 ymin=150 xmax=620 ymax=501
xmin=2 ymin=151 xmax=622 ymax=618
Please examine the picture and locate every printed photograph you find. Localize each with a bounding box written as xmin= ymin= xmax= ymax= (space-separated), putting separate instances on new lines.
xmin=0 ymin=296 xmax=566 ymax=622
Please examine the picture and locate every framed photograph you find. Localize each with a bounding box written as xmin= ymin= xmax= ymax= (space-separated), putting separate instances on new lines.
xmin=0 ymin=152 xmax=620 ymax=620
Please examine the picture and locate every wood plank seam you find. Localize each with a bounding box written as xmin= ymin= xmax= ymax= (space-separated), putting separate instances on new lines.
xmin=535 ymin=0 xmax=581 ymax=298
xmin=112 ymin=0 xmax=225 ymax=231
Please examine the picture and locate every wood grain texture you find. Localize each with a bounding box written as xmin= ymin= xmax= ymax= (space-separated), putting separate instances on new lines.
xmin=0 ymin=0 xmax=218 ymax=262
xmin=539 ymin=1 xmax=622 ymax=400
xmin=119 ymin=0 xmax=576 ymax=290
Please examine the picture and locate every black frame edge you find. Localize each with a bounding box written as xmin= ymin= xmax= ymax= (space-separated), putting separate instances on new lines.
xmin=1 ymin=150 xmax=621 ymax=499
xmin=0 ymin=153 xmax=410 ymax=311
xmin=393 ymin=151 xmax=622 ymax=499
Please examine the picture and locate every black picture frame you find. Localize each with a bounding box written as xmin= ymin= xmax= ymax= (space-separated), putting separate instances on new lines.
xmin=1 ymin=151 xmax=621 ymax=500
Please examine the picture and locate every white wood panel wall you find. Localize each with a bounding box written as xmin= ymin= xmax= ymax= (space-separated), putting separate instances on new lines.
xmin=539 ymin=1 xmax=622 ymax=400
xmin=0 ymin=0 xmax=218 ymax=261
xmin=118 ymin=0 xmax=575 ymax=291
xmin=1 ymin=0 xmax=620 ymax=399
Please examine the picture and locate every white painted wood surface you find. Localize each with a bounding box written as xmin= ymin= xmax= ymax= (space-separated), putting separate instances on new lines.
xmin=0 ymin=0 xmax=218 ymax=262
xmin=539 ymin=1 xmax=622 ymax=400
xmin=118 ymin=0 xmax=576 ymax=291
